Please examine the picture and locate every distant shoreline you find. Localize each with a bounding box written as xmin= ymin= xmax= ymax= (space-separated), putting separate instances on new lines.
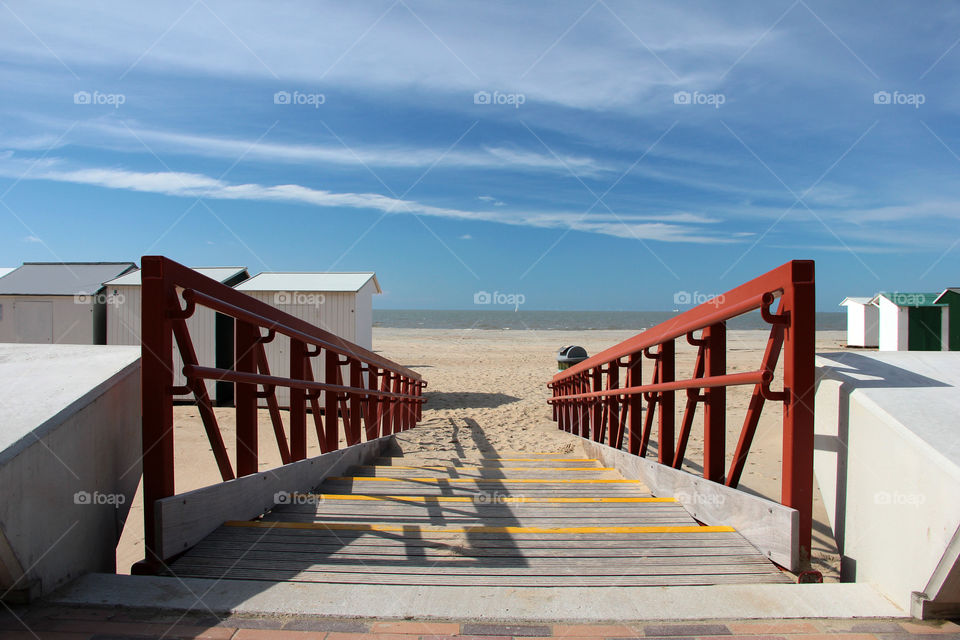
xmin=373 ymin=309 xmax=846 ymax=332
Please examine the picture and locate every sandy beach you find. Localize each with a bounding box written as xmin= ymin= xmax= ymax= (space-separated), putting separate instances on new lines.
xmin=117 ymin=328 xmax=847 ymax=580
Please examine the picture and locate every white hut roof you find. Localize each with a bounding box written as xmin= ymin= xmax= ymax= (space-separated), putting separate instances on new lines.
xmin=839 ymin=296 xmax=873 ymax=306
xmin=0 ymin=262 xmax=136 ymax=296
xmin=104 ymin=266 xmax=249 ymax=287
xmin=0 ymin=267 xmax=15 ymax=279
xmin=236 ymin=272 xmax=381 ymax=294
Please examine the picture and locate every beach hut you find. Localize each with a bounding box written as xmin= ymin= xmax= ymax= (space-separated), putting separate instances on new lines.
xmin=235 ymin=272 xmax=381 ymax=405
xmin=103 ymin=266 xmax=249 ymax=405
xmin=839 ymin=296 xmax=879 ymax=348
xmin=0 ymin=262 xmax=136 ymax=345
xmin=872 ymin=292 xmax=949 ymax=352
xmin=933 ymin=288 xmax=960 ymax=351
xmin=0 ymin=268 xmax=16 ymax=279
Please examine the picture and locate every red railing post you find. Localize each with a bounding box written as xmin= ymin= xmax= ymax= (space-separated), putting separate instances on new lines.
xmin=703 ymin=323 xmax=726 ymax=483
xmin=591 ymin=367 xmax=602 ymax=442
xmin=781 ymin=261 xmax=816 ymax=562
xmin=289 ymin=339 xmax=307 ymax=461
xmin=658 ymin=340 xmax=675 ymax=465
xmin=347 ymin=359 xmax=362 ymax=445
xmin=627 ymin=354 xmax=642 ymax=454
xmin=324 ymin=349 xmax=340 ymax=451
xmin=607 ymin=363 xmax=620 ymax=447
xmin=137 ymin=257 xmax=175 ymax=571
xmin=235 ymin=320 xmax=259 ymax=477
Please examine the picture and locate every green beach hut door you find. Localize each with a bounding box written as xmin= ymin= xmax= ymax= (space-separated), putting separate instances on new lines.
xmin=908 ymin=306 xmax=942 ymax=351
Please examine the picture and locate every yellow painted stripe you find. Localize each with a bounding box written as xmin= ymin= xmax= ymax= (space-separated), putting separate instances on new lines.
xmin=300 ymin=494 xmax=676 ymax=503
xmin=327 ymin=477 xmax=640 ymax=484
xmin=476 ymin=458 xmax=596 ymax=462
xmin=226 ymin=521 xmax=734 ymax=534
xmin=359 ymin=466 xmax=610 ymax=472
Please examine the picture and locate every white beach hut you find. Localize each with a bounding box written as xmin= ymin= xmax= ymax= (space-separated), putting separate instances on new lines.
xmin=0 ymin=262 xmax=136 ymax=345
xmin=839 ymin=296 xmax=879 ymax=348
xmin=103 ymin=266 xmax=249 ymax=405
xmin=235 ymin=272 xmax=381 ymax=405
xmin=872 ymin=292 xmax=949 ymax=352
xmin=0 ymin=268 xmax=16 ymax=279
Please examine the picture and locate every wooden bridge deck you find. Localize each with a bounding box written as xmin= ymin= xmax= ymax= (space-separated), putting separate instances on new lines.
xmin=168 ymin=452 xmax=790 ymax=586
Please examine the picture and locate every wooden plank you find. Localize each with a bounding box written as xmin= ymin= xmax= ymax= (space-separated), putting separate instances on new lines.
xmin=154 ymin=435 xmax=393 ymax=560
xmin=188 ymin=541 xmax=762 ymax=557
xmin=172 ymin=556 xmax=786 ymax=577
xmin=223 ymin=521 xmax=734 ymax=534
xmin=580 ymin=440 xmax=800 ymax=570
xmin=168 ymin=566 xmax=790 ymax=586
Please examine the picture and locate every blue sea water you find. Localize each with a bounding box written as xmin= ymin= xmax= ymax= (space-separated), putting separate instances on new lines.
xmin=374 ymin=309 xmax=846 ymax=331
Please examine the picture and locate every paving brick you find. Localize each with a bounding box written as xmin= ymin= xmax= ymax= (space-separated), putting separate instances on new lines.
xmin=0 ymin=632 xmax=94 ymax=640
xmin=848 ymin=624 xmax=906 ymax=634
xmin=234 ymin=629 xmax=328 ymax=640
xmin=728 ymin=623 xmax=821 ymax=635
xmin=370 ymin=621 xmax=460 ymax=635
xmin=325 ymin=634 xmax=420 ymax=640
xmin=553 ymin=625 xmax=637 ymax=637
xmin=284 ymin=620 xmax=368 ymax=633
xmin=426 ymin=636 xmax=513 ymax=640
xmin=461 ymin=624 xmax=552 ymax=637
xmin=899 ymin=622 xmax=960 ymax=635
xmin=790 ymin=634 xmax=879 ymax=640
xmin=644 ymin=624 xmax=731 ymax=637
xmin=218 ymin=616 xmax=288 ymax=630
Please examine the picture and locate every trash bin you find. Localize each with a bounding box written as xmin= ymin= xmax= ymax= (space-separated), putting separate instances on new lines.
xmin=557 ymin=345 xmax=588 ymax=371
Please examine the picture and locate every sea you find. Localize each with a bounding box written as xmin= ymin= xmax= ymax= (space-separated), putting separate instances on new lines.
xmin=374 ymin=310 xmax=846 ymax=332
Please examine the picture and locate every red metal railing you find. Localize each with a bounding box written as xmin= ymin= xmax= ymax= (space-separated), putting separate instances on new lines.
xmin=138 ymin=256 xmax=425 ymax=568
xmin=548 ymin=260 xmax=815 ymax=562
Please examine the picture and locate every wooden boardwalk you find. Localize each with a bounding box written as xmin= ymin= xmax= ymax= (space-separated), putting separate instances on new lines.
xmin=168 ymin=452 xmax=790 ymax=586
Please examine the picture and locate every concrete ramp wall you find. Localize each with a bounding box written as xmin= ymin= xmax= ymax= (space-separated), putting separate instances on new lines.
xmin=814 ymin=351 xmax=960 ymax=618
xmin=0 ymin=345 xmax=141 ymax=602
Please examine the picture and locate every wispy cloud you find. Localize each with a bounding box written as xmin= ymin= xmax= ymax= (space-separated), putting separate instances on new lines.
xmin=5 ymin=159 xmax=732 ymax=244
xmin=1 ymin=121 xmax=612 ymax=177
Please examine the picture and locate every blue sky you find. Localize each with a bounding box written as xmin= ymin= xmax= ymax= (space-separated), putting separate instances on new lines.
xmin=1 ymin=1 xmax=959 ymax=311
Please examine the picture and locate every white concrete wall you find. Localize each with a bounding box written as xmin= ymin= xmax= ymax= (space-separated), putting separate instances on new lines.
xmin=0 ymin=295 xmax=98 ymax=345
xmin=0 ymin=345 xmax=141 ymax=600
xmin=242 ymin=290 xmax=357 ymax=406
xmin=104 ymin=285 xmax=220 ymax=401
xmin=815 ymin=353 xmax=960 ymax=614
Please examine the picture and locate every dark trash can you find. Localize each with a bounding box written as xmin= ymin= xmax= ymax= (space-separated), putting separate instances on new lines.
xmin=557 ymin=345 xmax=588 ymax=370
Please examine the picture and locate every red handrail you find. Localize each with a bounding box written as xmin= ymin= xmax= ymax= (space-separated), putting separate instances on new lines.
xmin=548 ymin=260 xmax=815 ymax=564
xmin=136 ymin=256 xmax=425 ymax=570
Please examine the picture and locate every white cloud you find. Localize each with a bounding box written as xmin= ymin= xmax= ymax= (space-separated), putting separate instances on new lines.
xmin=11 ymin=160 xmax=731 ymax=244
